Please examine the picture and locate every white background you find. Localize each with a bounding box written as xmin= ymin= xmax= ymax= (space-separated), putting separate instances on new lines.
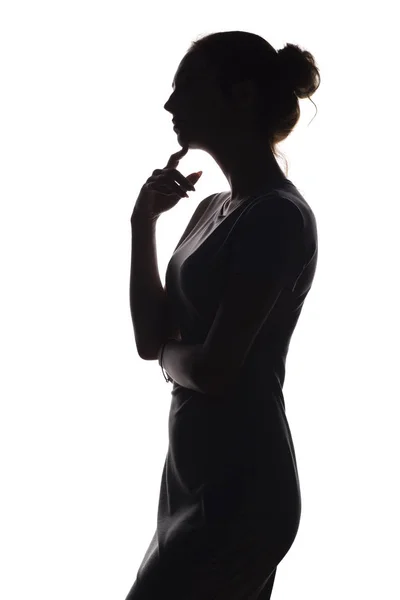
xmin=1 ymin=2 xmax=399 ymax=599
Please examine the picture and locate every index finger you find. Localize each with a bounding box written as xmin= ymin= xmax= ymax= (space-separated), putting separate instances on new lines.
xmin=165 ymin=144 xmax=189 ymax=169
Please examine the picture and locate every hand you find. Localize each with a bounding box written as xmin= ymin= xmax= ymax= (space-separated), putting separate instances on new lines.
xmin=132 ymin=143 xmax=203 ymax=221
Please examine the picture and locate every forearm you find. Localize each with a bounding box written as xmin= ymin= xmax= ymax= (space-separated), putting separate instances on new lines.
xmin=158 ymin=340 xmax=232 ymax=396
xmin=129 ymin=213 xmax=165 ymax=360
xmin=158 ymin=340 xmax=205 ymax=393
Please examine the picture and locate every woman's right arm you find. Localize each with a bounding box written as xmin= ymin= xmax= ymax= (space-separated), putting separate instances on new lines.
xmin=129 ymin=194 xmax=214 ymax=361
xmin=129 ymin=213 xmax=170 ymax=360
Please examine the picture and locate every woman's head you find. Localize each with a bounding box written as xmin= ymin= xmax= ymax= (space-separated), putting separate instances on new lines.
xmin=164 ymin=30 xmax=320 ymax=176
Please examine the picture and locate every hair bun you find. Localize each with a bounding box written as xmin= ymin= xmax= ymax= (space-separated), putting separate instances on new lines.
xmin=277 ymin=43 xmax=320 ymax=99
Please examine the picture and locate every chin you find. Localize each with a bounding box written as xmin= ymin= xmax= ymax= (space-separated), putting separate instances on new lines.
xmin=175 ymin=128 xmax=205 ymax=152
xmin=178 ymin=137 xmax=196 ymax=150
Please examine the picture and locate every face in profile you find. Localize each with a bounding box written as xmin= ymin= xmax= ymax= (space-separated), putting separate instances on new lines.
xmin=164 ymin=53 xmax=252 ymax=152
xmin=164 ymin=51 xmax=285 ymax=196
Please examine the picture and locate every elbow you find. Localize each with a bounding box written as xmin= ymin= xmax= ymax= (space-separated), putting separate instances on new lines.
xmin=138 ymin=345 xmax=161 ymax=361
xmin=135 ymin=337 xmax=161 ymax=361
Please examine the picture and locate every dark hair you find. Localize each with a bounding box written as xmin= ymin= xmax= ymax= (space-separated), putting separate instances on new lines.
xmin=185 ymin=30 xmax=321 ymax=175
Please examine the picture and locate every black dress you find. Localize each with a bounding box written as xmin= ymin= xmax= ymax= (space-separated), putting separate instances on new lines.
xmin=125 ymin=179 xmax=318 ymax=600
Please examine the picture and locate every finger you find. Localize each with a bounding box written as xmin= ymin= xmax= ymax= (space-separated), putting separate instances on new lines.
xmin=187 ymin=171 xmax=203 ymax=184
xmin=169 ymin=170 xmax=196 ymax=191
xmin=165 ymin=169 xmax=201 ymax=192
xmin=165 ymin=144 xmax=188 ymax=169
xmin=148 ymin=168 xmax=195 ymax=192
xmin=152 ymin=181 xmax=187 ymax=197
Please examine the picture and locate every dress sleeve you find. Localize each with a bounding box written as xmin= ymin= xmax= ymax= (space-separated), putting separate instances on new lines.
xmin=228 ymin=195 xmax=305 ymax=289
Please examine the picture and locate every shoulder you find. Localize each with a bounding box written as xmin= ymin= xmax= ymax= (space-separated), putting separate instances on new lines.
xmin=238 ymin=192 xmax=305 ymax=235
xmin=253 ymin=191 xmax=303 ymax=215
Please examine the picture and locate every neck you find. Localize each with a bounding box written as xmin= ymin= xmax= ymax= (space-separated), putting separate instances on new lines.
xmin=207 ymin=134 xmax=286 ymax=201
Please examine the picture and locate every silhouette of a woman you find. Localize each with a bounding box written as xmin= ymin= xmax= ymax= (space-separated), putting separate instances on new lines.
xmin=126 ymin=29 xmax=320 ymax=600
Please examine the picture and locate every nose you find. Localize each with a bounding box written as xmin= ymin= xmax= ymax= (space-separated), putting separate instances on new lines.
xmin=164 ymin=96 xmax=174 ymax=112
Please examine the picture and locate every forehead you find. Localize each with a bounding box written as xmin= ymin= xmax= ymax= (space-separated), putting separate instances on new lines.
xmin=172 ymin=53 xmax=213 ymax=88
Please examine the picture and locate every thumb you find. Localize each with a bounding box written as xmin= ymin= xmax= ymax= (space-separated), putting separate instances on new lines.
xmin=186 ymin=170 xmax=203 ymax=185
